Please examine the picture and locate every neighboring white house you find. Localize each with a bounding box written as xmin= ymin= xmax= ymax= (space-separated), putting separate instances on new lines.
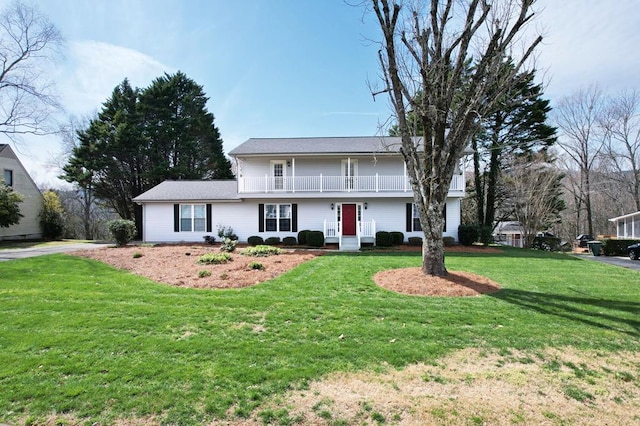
xmin=0 ymin=144 xmax=43 ymax=240
xmin=609 ymin=211 xmax=640 ymax=239
xmin=493 ymin=221 xmax=525 ymax=248
xmin=133 ymin=136 xmax=466 ymax=250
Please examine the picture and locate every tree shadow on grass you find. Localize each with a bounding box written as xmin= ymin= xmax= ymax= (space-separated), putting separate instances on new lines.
xmin=491 ymin=288 xmax=640 ymax=338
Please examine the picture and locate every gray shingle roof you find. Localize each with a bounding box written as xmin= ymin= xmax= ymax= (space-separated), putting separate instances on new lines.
xmin=227 ymin=136 xmax=413 ymax=156
xmin=133 ymin=180 xmax=239 ymax=202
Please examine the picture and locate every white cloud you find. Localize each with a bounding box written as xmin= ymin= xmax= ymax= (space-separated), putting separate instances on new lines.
xmin=58 ymin=40 xmax=172 ymax=116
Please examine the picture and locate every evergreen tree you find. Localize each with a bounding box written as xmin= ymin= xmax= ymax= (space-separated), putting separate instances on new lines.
xmin=470 ymin=65 xmax=557 ymax=229
xmin=61 ymin=72 xmax=233 ymax=234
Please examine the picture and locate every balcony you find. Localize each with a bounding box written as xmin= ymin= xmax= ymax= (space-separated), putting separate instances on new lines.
xmin=238 ymin=174 xmax=464 ymax=194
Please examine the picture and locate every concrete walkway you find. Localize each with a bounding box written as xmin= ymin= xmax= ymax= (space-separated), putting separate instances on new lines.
xmin=0 ymin=242 xmax=111 ymax=261
xmin=574 ymin=253 xmax=640 ymax=272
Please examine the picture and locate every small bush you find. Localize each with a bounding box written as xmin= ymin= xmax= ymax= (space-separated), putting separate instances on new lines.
xmin=108 ymin=219 xmax=137 ymax=247
xmin=307 ymin=231 xmax=325 ymax=247
xmin=203 ymin=235 xmax=216 ymax=245
xmin=408 ymin=236 xmax=423 ymax=246
xmin=216 ymin=225 xmax=238 ymax=240
xmin=458 ymin=224 xmax=479 ymax=246
xmin=478 ymin=225 xmax=493 ymax=246
xmin=243 ymin=245 xmax=283 ymax=257
xmin=376 ymin=231 xmax=393 ymax=247
xmin=248 ymin=261 xmax=265 ymax=270
xmin=390 ymin=231 xmax=404 ymax=246
xmin=442 ymin=236 xmax=456 ymax=247
xmin=247 ymin=235 xmax=264 ymax=246
xmin=601 ymin=238 xmax=640 ymax=256
xmin=198 ymin=270 xmax=212 ymax=278
xmin=219 ymin=238 xmax=238 ymax=253
xmin=282 ymin=236 xmax=297 ymax=246
xmin=298 ymin=230 xmax=311 ymax=245
xmin=531 ymin=236 xmax=562 ymax=251
xmin=264 ymin=236 xmax=281 ymax=246
xmin=198 ymin=252 xmax=232 ymax=264
xmin=132 ymin=252 xmax=143 ymax=258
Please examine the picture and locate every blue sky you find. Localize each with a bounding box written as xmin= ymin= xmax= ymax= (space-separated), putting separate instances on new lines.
xmin=3 ymin=0 xmax=639 ymax=187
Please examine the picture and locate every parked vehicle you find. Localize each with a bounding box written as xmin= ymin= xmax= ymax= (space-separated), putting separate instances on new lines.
xmin=575 ymin=234 xmax=593 ymax=248
xmin=628 ymin=243 xmax=640 ymax=261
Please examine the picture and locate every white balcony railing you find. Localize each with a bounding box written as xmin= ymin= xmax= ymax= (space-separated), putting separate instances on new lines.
xmin=239 ymin=174 xmax=464 ymax=194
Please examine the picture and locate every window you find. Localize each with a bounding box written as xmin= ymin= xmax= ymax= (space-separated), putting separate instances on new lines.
xmin=265 ymin=203 xmax=291 ymax=232
xmin=180 ymin=204 xmax=206 ymax=232
xmin=412 ymin=204 xmax=422 ymax=231
xmin=406 ymin=203 xmax=447 ymax=232
xmin=3 ymin=169 xmax=12 ymax=186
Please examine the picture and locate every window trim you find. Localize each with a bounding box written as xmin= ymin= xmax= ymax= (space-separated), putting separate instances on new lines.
xmin=3 ymin=169 xmax=13 ymax=187
xmin=174 ymin=203 xmax=211 ymax=233
xmin=264 ymin=203 xmax=291 ymax=232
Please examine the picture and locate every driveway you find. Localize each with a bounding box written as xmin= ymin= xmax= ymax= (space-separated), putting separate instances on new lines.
xmin=0 ymin=242 xmax=111 ymax=261
xmin=575 ymin=253 xmax=640 ymax=272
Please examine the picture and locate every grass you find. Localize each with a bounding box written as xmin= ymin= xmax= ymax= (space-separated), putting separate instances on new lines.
xmin=0 ymin=248 xmax=639 ymax=424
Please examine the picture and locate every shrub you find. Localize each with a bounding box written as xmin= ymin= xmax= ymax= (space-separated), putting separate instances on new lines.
xmin=132 ymin=252 xmax=143 ymax=258
xmin=203 ymin=235 xmax=216 ymax=245
xmin=601 ymin=238 xmax=640 ymax=256
xmin=248 ymin=261 xmax=265 ymax=270
xmin=298 ymin=230 xmax=311 ymax=245
xmin=264 ymin=236 xmax=281 ymax=245
xmin=390 ymin=231 xmax=404 ymax=246
xmin=408 ymin=236 xmax=423 ymax=246
xmin=216 ymin=225 xmax=238 ymax=240
xmin=219 ymin=237 xmax=238 ymax=253
xmin=108 ymin=219 xmax=137 ymax=247
xmin=458 ymin=224 xmax=479 ymax=246
xmin=39 ymin=190 xmax=65 ymax=240
xmin=531 ymin=236 xmax=562 ymax=251
xmin=247 ymin=235 xmax=264 ymax=246
xmin=198 ymin=270 xmax=212 ymax=278
xmin=243 ymin=245 xmax=283 ymax=257
xmin=282 ymin=236 xmax=297 ymax=246
xmin=442 ymin=236 xmax=456 ymax=247
xmin=197 ymin=252 xmax=232 ymax=264
xmin=306 ymin=230 xmax=325 ymax=247
xmin=478 ymin=225 xmax=494 ymax=246
xmin=376 ymin=231 xmax=393 ymax=247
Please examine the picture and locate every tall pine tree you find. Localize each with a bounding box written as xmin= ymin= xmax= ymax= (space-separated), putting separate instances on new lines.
xmin=61 ymin=73 xmax=233 ymax=234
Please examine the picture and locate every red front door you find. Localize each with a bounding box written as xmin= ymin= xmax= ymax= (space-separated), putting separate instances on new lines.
xmin=342 ymin=204 xmax=357 ymax=236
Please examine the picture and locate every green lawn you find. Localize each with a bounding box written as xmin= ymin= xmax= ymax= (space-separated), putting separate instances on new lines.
xmin=0 ymin=248 xmax=638 ymax=424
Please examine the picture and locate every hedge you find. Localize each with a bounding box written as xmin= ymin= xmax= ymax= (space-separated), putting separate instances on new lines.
xmin=390 ymin=231 xmax=404 ymax=246
xmin=282 ymin=236 xmax=297 ymax=246
xmin=298 ymin=230 xmax=311 ymax=245
xmin=376 ymin=231 xmax=393 ymax=247
xmin=307 ymin=231 xmax=325 ymax=247
xmin=408 ymin=236 xmax=422 ymax=246
xmin=247 ymin=235 xmax=264 ymax=246
xmin=601 ymin=239 xmax=640 ymax=256
xmin=264 ymin=236 xmax=281 ymax=246
xmin=458 ymin=224 xmax=479 ymax=246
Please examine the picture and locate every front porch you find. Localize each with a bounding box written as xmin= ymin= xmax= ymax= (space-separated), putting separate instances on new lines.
xmin=324 ymin=219 xmax=376 ymax=251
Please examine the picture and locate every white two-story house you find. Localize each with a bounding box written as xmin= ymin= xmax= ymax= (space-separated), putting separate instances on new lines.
xmin=134 ymin=136 xmax=465 ymax=250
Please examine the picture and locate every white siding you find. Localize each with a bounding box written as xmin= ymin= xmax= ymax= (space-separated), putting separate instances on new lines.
xmin=140 ymin=197 xmax=461 ymax=243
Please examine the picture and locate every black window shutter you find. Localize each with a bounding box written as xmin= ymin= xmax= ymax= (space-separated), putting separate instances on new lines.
xmin=443 ymin=203 xmax=447 ymax=232
xmin=406 ymin=203 xmax=412 ymax=232
xmin=206 ymin=204 xmax=212 ymax=232
xmin=292 ymin=204 xmax=298 ymax=232
xmin=258 ymin=204 xmax=264 ymax=232
xmin=174 ymin=204 xmax=180 ymax=232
